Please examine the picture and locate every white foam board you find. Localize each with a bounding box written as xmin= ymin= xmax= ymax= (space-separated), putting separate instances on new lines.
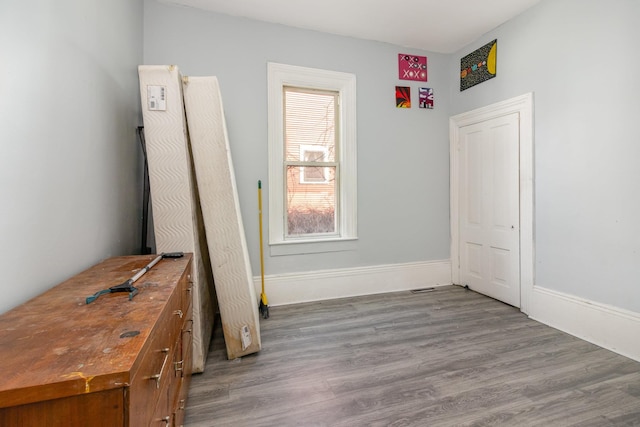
xmin=182 ymin=75 xmax=261 ymax=359
xmin=138 ymin=65 xmax=215 ymax=372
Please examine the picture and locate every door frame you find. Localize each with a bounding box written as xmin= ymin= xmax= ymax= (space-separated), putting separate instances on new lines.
xmin=450 ymin=93 xmax=534 ymax=314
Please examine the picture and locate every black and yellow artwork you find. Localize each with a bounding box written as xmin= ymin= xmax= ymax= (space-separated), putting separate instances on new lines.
xmin=460 ymin=39 xmax=497 ymax=91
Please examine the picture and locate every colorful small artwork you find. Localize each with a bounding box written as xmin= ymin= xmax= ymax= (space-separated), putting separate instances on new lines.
xmin=460 ymin=39 xmax=497 ymax=91
xmin=419 ymin=88 xmax=434 ymax=109
xmin=395 ymin=86 xmax=411 ymax=108
xmin=398 ymin=54 xmax=427 ymax=81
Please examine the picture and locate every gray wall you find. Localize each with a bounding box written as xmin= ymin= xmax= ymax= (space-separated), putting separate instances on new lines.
xmin=450 ymin=0 xmax=640 ymax=313
xmin=0 ymin=0 xmax=144 ymax=314
xmin=4 ymin=0 xmax=632 ymax=319
xmin=143 ymin=0 xmax=452 ymax=276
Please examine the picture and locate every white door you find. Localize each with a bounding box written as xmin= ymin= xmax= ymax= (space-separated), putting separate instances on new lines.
xmin=458 ymin=112 xmax=520 ymax=307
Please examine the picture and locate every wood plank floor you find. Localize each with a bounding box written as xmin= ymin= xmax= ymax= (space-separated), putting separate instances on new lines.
xmin=184 ymin=286 xmax=640 ymax=426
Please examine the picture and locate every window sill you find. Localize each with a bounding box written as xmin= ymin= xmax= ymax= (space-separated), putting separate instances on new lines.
xmin=269 ymin=237 xmax=358 ymax=256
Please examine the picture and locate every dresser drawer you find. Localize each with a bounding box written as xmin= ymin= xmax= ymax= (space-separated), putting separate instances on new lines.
xmin=128 ymin=267 xmax=187 ymax=426
xmin=174 ymin=343 xmax=192 ymax=427
xmin=150 ymin=320 xmax=192 ymax=427
xmin=128 ymin=334 xmax=172 ymax=425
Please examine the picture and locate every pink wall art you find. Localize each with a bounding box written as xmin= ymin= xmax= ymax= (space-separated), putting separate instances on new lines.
xmin=398 ymin=54 xmax=427 ymax=81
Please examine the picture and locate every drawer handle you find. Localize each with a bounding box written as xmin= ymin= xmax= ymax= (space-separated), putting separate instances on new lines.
xmin=179 ymin=399 xmax=186 ymax=411
xmin=149 ymin=348 xmax=170 ymax=389
xmin=173 ymin=309 xmax=183 ymax=319
xmin=159 ymin=415 xmax=171 ymax=425
xmin=183 ymin=320 xmax=193 ymax=336
xmin=174 ymin=359 xmax=184 ymax=372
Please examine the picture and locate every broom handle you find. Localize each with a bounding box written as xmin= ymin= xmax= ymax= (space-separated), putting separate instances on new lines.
xmin=258 ymin=181 xmax=265 ymax=295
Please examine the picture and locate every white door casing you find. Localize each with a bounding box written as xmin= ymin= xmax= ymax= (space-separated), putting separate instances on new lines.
xmin=450 ymin=93 xmax=534 ymax=314
xmin=458 ymin=113 xmax=520 ymax=307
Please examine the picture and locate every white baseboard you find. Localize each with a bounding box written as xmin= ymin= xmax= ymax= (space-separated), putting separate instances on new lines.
xmin=253 ymin=260 xmax=452 ymax=307
xmin=252 ymin=264 xmax=640 ymax=362
xmin=529 ymin=285 xmax=640 ymax=363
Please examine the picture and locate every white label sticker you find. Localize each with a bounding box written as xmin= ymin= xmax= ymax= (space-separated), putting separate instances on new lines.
xmin=240 ymin=325 xmax=252 ymax=351
xmin=147 ymin=85 xmax=166 ymax=111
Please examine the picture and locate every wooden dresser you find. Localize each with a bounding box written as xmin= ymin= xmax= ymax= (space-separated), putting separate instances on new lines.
xmin=0 ymin=254 xmax=194 ymax=427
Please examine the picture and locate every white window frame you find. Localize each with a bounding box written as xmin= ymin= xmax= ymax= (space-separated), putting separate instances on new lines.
xmin=267 ymin=62 xmax=357 ymax=255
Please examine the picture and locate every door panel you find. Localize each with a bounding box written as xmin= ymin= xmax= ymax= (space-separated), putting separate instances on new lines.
xmin=459 ymin=113 xmax=520 ymax=307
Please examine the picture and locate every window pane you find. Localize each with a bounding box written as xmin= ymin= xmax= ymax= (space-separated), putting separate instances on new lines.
xmin=267 ymin=62 xmax=357 ymax=248
xmin=302 ymin=165 xmax=326 ymax=183
xmin=286 ymin=165 xmax=336 ymax=236
xmin=303 ymin=149 xmax=325 ymax=163
xmin=298 ymin=145 xmax=329 ymax=183
xmin=284 ymin=88 xmax=336 ymax=162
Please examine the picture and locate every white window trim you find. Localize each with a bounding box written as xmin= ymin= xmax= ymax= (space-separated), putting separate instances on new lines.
xmin=267 ymin=62 xmax=357 ymax=254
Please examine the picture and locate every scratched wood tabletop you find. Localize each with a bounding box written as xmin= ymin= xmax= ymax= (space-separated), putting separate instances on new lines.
xmin=0 ymin=254 xmax=191 ymax=408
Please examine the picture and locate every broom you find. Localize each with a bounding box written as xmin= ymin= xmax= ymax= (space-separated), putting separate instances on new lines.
xmin=258 ymin=180 xmax=269 ymax=319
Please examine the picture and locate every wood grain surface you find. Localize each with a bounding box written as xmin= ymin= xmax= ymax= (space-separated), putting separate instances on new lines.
xmin=0 ymin=254 xmax=192 ymax=408
xmin=185 ymin=286 xmax=640 ymax=426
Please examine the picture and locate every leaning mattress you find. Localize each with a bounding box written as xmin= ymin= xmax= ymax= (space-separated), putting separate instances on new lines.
xmin=182 ymin=75 xmax=261 ymax=359
xmin=138 ymin=65 xmax=215 ymax=372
